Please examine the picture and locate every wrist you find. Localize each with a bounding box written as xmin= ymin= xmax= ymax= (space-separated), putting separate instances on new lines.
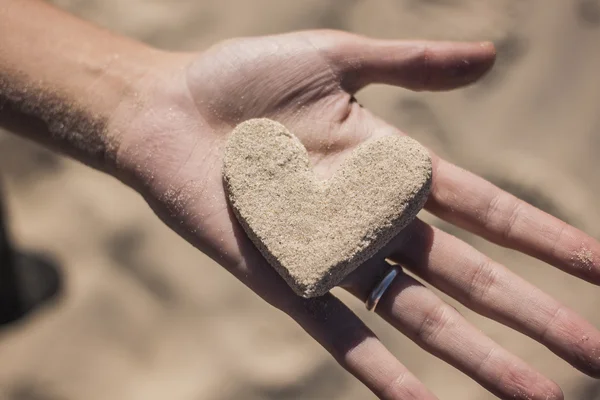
xmin=0 ymin=1 xmax=199 ymax=180
xmin=100 ymin=45 xmax=175 ymax=174
xmin=0 ymin=0 xmax=187 ymax=177
xmin=106 ymin=48 xmax=199 ymax=188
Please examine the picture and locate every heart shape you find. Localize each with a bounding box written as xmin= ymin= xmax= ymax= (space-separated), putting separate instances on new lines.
xmin=223 ymin=118 xmax=432 ymax=298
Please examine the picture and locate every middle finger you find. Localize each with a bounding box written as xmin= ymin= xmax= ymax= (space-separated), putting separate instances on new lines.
xmin=344 ymin=260 xmax=562 ymax=400
xmin=389 ymin=218 xmax=600 ymax=377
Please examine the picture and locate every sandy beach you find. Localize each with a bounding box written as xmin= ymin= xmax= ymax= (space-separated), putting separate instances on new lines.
xmin=1 ymin=1 xmax=599 ymax=399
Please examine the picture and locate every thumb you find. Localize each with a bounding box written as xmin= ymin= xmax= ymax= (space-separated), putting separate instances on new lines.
xmin=321 ymin=32 xmax=496 ymax=93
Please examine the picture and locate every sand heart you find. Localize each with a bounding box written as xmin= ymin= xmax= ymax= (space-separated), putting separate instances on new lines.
xmin=223 ymin=118 xmax=432 ymax=298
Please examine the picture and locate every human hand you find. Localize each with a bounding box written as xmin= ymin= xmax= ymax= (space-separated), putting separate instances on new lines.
xmin=112 ymin=30 xmax=600 ymax=399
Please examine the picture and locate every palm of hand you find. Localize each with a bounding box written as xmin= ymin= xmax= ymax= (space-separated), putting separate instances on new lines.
xmin=133 ymin=31 xmax=394 ymax=288
xmin=118 ymin=31 xmax=600 ymax=400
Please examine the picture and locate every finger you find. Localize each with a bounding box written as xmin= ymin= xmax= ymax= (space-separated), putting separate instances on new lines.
xmin=282 ymin=293 xmax=437 ymax=400
xmin=389 ymin=218 xmax=600 ymax=378
xmin=323 ymin=33 xmax=496 ymax=92
xmin=228 ymin=245 xmax=437 ymax=400
xmin=426 ymin=157 xmax=600 ymax=284
xmin=345 ymin=263 xmax=563 ymax=400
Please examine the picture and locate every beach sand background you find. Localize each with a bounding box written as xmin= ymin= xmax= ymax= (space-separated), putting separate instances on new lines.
xmin=1 ymin=1 xmax=599 ymax=399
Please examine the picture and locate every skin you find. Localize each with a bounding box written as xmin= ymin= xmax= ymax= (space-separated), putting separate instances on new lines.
xmin=1 ymin=1 xmax=600 ymax=399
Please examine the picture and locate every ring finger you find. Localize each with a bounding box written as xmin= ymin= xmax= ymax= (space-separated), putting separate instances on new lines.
xmin=344 ymin=256 xmax=563 ymax=399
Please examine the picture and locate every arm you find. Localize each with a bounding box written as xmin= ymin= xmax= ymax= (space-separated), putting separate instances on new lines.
xmin=0 ymin=0 xmax=160 ymax=172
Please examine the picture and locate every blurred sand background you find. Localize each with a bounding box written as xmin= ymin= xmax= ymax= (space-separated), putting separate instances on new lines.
xmin=1 ymin=1 xmax=600 ymax=399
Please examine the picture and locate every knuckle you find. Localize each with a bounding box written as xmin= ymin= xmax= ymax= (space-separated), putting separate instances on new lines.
xmin=380 ymin=371 xmax=409 ymax=399
xmin=483 ymin=193 xmax=502 ymax=229
xmin=474 ymin=348 xmax=496 ymax=377
xmin=549 ymin=222 xmax=567 ymax=260
xmin=411 ymin=45 xmax=433 ymax=91
xmin=538 ymin=306 xmax=564 ymax=343
xmin=416 ymin=303 xmax=452 ymax=345
xmin=502 ymin=199 xmax=525 ymax=242
xmin=483 ymin=192 xmax=524 ymax=243
xmin=466 ymin=257 xmax=498 ymax=306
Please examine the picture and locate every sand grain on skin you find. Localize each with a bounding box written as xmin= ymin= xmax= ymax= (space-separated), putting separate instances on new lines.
xmin=574 ymin=247 xmax=595 ymax=271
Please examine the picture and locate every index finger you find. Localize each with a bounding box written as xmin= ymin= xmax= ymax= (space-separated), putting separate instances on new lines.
xmin=426 ymin=157 xmax=600 ymax=284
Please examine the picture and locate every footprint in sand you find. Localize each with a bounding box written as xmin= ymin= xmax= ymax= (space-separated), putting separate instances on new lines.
xmin=247 ymin=361 xmax=348 ymax=400
xmin=0 ymin=132 xmax=63 ymax=186
xmin=104 ymin=227 xmax=175 ymax=303
xmin=7 ymin=380 xmax=60 ymax=400
xmin=575 ymin=380 xmax=600 ymax=400
xmin=577 ymin=0 xmax=600 ymax=27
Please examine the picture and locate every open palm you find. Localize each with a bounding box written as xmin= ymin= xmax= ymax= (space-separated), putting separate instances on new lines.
xmin=116 ymin=31 xmax=600 ymax=399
